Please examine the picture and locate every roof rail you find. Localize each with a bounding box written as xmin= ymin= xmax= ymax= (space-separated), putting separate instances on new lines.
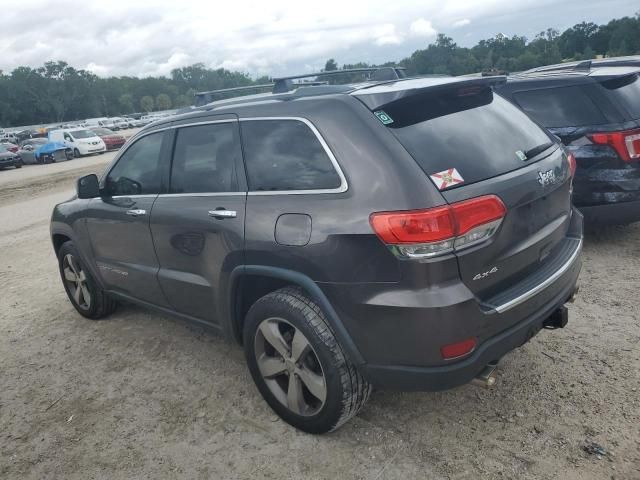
xmin=193 ymin=84 xmax=274 ymax=107
xmin=272 ymin=67 xmax=406 ymax=93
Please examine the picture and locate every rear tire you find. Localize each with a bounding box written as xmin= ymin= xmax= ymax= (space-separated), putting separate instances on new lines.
xmin=14 ymin=160 xmax=22 ymax=169
xmin=57 ymin=241 xmax=117 ymax=320
xmin=243 ymin=287 xmax=371 ymax=433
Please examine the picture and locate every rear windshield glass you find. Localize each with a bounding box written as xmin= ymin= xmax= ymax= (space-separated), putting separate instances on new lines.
xmin=513 ymin=86 xmax=606 ymax=127
xmin=383 ymin=88 xmax=552 ymax=187
xmin=599 ymin=73 xmax=640 ymax=119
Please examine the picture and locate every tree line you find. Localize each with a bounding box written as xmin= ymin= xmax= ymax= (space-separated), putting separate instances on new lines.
xmin=1 ymin=13 xmax=638 ymax=128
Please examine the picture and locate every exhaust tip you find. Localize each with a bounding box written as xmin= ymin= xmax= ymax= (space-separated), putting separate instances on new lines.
xmin=472 ymin=362 xmax=498 ymax=388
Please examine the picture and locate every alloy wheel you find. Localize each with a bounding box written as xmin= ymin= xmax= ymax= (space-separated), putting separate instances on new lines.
xmin=62 ymin=254 xmax=91 ymax=310
xmin=254 ymin=317 xmax=327 ymax=416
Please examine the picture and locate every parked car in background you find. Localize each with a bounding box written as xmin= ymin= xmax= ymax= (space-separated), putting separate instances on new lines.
xmin=90 ymin=127 xmax=127 ymax=150
xmin=114 ymin=118 xmax=133 ymax=130
xmin=51 ymin=71 xmax=582 ymax=433
xmin=1 ymin=142 xmax=19 ymax=153
xmin=48 ymin=129 xmax=106 ymax=157
xmin=0 ymin=144 xmax=23 ymax=169
xmin=496 ymin=66 xmax=640 ymax=225
xmin=84 ymin=118 xmax=110 ymax=129
xmin=18 ymin=138 xmax=73 ymax=164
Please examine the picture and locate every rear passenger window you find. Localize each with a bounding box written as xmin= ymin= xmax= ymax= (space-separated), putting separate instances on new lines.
xmin=170 ymin=123 xmax=240 ymax=193
xmin=513 ymin=86 xmax=606 ymax=127
xmin=241 ymin=120 xmax=342 ymax=191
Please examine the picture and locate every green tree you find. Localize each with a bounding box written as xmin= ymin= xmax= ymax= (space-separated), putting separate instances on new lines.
xmin=155 ymin=93 xmax=171 ymax=111
xmin=324 ymin=59 xmax=338 ymax=71
xmin=118 ymin=94 xmax=134 ymax=113
xmin=140 ymin=95 xmax=154 ymax=112
xmin=173 ymin=94 xmax=191 ymax=108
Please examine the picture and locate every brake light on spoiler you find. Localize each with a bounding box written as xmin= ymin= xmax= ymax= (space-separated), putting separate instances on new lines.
xmin=589 ymin=128 xmax=640 ymax=162
xmin=370 ymin=195 xmax=506 ymax=259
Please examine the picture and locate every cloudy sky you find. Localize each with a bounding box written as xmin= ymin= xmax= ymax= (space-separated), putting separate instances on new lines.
xmin=0 ymin=0 xmax=637 ymax=78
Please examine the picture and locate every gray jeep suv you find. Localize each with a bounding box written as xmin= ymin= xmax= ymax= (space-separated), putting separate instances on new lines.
xmin=51 ymin=70 xmax=583 ymax=433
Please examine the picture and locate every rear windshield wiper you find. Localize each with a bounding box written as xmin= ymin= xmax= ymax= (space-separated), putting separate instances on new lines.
xmin=524 ymin=141 xmax=555 ymax=160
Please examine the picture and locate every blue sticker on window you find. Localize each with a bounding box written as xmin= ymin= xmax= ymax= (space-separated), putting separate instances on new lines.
xmin=374 ymin=111 xmax=394 ymax=125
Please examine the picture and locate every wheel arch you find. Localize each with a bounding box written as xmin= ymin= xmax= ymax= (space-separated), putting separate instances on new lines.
xmin=227 ymin=265 xmax=365 ymax=365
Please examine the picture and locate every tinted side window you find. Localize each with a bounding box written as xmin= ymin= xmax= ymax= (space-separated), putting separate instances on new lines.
xmin=241 ymin=120 xmax=341 ymax=191
xmin=513 ymin=86 xmax=606 ymax=128
xmin=170 ymin=123 xmax=240 ymax=193
xmin=106 ymin=132 xmax=164 ymax=196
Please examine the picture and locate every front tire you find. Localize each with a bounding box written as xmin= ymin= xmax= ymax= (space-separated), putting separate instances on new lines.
xmin=244 ymin=287 xmax=371 ymax=433
xmin=73 ymin=148 xmax=81 ymax=158
xmin=57 ymin=241 xmax=117 ymax=320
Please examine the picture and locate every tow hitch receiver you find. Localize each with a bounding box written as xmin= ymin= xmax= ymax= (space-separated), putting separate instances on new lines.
xmin=544 ymin=305 xmax=569 ymax=329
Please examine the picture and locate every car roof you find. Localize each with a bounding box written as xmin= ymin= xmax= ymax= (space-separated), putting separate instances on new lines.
xmin=151 ymin=74 xmax=507 ymax=128
xmin=525 ymin=55 xmax=640 ymax=73
xmin=504 ymin=65 xmax=640 ymax=86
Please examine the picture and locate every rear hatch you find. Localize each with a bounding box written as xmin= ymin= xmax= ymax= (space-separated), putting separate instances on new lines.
xmin=355 ymin=78 xmax=574 ymax=300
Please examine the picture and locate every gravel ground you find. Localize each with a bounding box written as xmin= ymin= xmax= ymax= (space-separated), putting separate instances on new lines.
xmin=0 ymin=157 xmax=638 ymax=480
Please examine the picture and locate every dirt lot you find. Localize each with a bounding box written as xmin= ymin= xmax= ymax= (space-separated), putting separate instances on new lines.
xmin=0 ymin=156 xmax=638 ymax=480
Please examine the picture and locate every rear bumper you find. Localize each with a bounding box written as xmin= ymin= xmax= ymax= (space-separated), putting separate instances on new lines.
xmin=578 ymin=199 xmax=640 ymax=225
xmin=360 ymin=271 xmax=579 ymax=391
xmin=320 ymin=209 xmax=583 ymax=391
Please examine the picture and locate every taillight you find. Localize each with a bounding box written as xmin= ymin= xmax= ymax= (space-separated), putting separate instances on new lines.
xmin=567 ymin=152 xmax=577 ymax=177
xmin=370 ymin=195 xmax=506 ymax=259
xmin=588 ymin=128 xmax=640 ymax=162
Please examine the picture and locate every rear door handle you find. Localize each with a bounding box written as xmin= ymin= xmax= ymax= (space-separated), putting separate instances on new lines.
xmin=208 ymin=209 xmax=237 ymax=219
xmin=126 ymin=209 xmax=146 ymax=217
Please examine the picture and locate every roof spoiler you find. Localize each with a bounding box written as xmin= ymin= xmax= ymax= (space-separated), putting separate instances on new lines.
xmin=356 ymin=75 xmax=507 ymax=111
xmin=273 ymin=67 xmax=406 ymax=93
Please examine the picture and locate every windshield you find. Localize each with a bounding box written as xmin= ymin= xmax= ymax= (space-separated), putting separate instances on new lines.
xmin=70 ymin=130 xmax=96 ymax=139
xmin=382 ymin=88 xmax=552 ymax=187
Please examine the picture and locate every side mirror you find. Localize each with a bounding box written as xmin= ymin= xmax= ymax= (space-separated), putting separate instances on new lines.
xmin=77 ymin=174 xmax=100 ymax=199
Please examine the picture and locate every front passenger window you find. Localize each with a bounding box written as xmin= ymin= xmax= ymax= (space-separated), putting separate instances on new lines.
xmin=105 ymin=132 xmax=164 ymax=196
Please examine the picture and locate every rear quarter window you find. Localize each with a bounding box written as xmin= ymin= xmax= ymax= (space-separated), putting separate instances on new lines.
xmin=240 ymin=119 xmax=342 ymax=192
xmin=513 ymin=86 xmax=606 ymax=127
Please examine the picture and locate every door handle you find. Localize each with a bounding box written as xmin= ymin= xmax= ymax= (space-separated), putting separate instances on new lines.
xmin=208 ymin=209 xmax=237 ymax=219
xmin=126 ymin=209 xmax=147 ymax=217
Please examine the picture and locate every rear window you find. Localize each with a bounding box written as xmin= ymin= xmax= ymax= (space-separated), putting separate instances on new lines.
xmin=600 ymin=74 xmax=640 ymax=119
xmin=241 ymin=119 xmax=342 ymax=192
xmin=513 ymin=86 xmax=606 ymax=127
xmin=383 ymin=88 xmax=552 ymax=187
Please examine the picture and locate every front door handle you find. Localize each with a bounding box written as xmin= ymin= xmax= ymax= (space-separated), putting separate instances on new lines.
xmin=126 ymin=209 xmax=147 ymax=217
xmin=208 ymin=209 xmax=237 ymax=219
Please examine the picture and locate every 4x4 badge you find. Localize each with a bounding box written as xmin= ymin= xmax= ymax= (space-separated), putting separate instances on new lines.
xmin=537 ymin=169 xmax=557 ymax=187
xmin=430 ymin=168 xmax=464 ymax=190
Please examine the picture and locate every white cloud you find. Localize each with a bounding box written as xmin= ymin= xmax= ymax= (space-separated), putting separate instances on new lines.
xmin=453 ymin=18 xmax=472 ymax=27
xmin=0 ymin=0 xmax=635 ymax=78
xmin=375 ymin=24 xmax=404 ymax=45
xmin=409 ymin=18 xmax=437 ymax=37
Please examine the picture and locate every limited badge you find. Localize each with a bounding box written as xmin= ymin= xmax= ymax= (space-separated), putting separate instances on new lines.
xmin=430 ymin=168 xmax=464 ymax=190
xmin=374 ymin=110 xmax=394 ymax=125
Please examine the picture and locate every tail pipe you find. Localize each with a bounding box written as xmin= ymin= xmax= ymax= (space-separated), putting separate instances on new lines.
xmin=471 ymin=361 xmax=498 ymax=388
